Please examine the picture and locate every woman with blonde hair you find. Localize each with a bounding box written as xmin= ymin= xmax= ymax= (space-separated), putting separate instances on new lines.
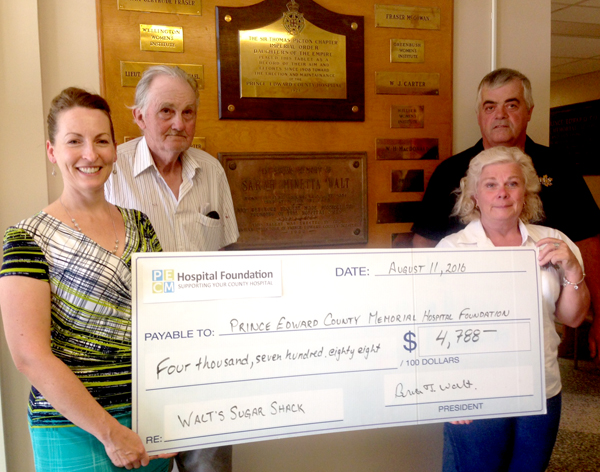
xmin=438 ymin=146 xmax=589 ymax=471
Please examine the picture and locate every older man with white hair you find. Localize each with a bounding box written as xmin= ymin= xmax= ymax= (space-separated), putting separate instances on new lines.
xmin=106 ymin=65 xmax=238 ymax=472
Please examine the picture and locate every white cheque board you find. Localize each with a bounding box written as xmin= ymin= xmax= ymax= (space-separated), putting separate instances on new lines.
xmin=132 ymin=248 xmax=545 ymax=455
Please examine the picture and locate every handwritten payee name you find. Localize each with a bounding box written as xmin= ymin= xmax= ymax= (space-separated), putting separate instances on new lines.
xmin=177 ymin=401 xmax=305 ymax=429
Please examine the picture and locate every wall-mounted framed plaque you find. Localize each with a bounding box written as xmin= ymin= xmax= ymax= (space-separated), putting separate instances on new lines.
xmin=219 ymin=152 xmax=368 ymax=248
xmin=216 ymin=0 xmax=365 ymax=121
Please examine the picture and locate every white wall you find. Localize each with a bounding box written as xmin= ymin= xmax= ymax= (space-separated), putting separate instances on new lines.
xmin=0 ymin=1 xmax=99 ymax=471
xmin=0 ymin=1 xmax=48 ymax=471
xmin=453 ymin=0 xmax=551 ymax=153
xmin=0 ymin=1 xmax=551 ymax=470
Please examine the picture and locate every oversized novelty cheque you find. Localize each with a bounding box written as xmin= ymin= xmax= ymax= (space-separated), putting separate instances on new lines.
xmin=132 ymin=247 xmax=545 ymax=455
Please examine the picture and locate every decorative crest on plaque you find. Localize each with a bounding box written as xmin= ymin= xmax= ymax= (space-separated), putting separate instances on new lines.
xmin=283 ymin=0 xmax=305 ymax=35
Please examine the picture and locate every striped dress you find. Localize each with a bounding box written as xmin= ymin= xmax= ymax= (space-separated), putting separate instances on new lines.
xmin=0 ymin=208 xmax=161 ymax=427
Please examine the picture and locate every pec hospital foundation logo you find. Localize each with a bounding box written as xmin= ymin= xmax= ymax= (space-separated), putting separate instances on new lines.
xmin=152 ymin=269 xmax=175 ymax=294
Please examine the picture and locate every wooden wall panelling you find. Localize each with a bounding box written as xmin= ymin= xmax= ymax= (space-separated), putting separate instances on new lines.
xmin=97 ymin=0 xmax=453 ymax=248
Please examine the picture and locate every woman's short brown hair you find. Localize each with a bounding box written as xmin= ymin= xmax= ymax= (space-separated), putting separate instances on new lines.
xmin=47 ymin=87 xmax=115 ymax=144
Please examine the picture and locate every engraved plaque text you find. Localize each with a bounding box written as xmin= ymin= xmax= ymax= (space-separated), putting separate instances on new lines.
xmin=140 ymin=24 xmax=183 ymax=53
xmin=376 ymin=138 xmax=438 ymax=160
xmin=375 ymin=5 xmax=441 ymax=30
xmin=220 ymin=153 xmax=367 ymax=248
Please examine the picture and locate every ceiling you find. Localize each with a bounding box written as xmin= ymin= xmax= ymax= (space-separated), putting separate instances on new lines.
xmin=552 ymin=0 xmax=600 ymax=81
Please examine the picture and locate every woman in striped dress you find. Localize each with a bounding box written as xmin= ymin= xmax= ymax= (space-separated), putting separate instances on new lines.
xmin=0 ymin=88 xmax=172 ymax=471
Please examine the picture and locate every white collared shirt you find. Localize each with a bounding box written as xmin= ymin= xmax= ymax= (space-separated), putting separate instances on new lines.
xmin=437 ymin=219 xmax=584 ymax=398
xmin=105 ymin=137 xmax=239 ymax=252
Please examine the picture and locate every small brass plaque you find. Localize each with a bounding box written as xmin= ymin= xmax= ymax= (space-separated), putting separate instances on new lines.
xmin=120 ymin=62 xmax=204 ymax=88
xmin=219 ymin=152 xmax=367 ymax=249
xmin=375 ymin=5 xmax=441 ymax=30
xmin=391 ymin=39 xmax=424 ymax=63
xmin=376 ymin=138 xmax=438 ymax=160
xmin=119 ymin=0 xmax=201 ymax=16
xmin=140 ymin=24 xmax=183 ymax=53
xmin=376 ymin=72 xmax=439 ymax=95
xmin=239 ymin=18 xmax=347 ymax=99
xmin=391 ymin=105 xmax=424 ymax=128
xmin=391 ymin=170 xmax=424 ymax=192
xmin=377 ymin=201 xmax=421 ymax=224
xmin=190 ymin=137 xmax=206 ymax=151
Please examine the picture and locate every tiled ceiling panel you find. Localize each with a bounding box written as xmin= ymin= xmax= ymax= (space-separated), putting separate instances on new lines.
xmin=552 ymin=1 xmax=600 ymax=81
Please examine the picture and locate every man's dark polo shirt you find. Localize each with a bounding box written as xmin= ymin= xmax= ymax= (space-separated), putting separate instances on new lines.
xmin=412 ymin=137 xmax=600 ymax=243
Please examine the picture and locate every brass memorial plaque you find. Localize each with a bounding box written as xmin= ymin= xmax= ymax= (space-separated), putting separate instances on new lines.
xmin=121 ymin=62 xmax=204 ymax=88
xmin=140 ymin=24 xmax=183 ymax=53
xmin=391 ymin=169 xmax=424 ymax=192
xmin=391 ymin=39 xmax=424 ymax=63
xmin=119 ymin=0 xmax=201 ymax=16
xmin=219 ymin=152 xmax=367 ymax=249
xmin=190 ymin=137 xmax=206 ymax=151
xmin=391 ymin=105 xmax=424 ymax=128
xmin=375 ymin=5 xmax=441 ymax=30
xmin=376 ymin=138 xmax=438 ymax=160
xmin=239 ymin=18 xmax=347 ymax=99
xmin=377 ymin=201 xmax=421 ymax=224
xmin=216 ymin=0 xmax=364 ymax=121
xmin=376 ymin=72 xmax=439 ymax=95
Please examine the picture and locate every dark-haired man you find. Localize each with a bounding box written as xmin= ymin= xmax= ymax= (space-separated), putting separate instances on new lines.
xmin=412 ymin=68 xmax=600 ymax=360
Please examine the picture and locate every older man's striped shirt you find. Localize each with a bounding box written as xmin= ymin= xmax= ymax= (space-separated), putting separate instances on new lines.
xmin=105 ymin=137 xmax=239 ymax=252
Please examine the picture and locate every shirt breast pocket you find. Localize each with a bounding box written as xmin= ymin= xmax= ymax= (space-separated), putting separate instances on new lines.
xmin=188 ymin=213 xmax=224 ymax=251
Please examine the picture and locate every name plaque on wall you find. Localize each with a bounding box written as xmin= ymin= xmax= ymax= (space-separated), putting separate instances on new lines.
xmin=391 ymin=39 xmax=424 ymax=63
xmin=216 ymin=0 xmax=364 ymax=121
xmin=118 ymin=0 xmax=201 ymax=15
xmin=390 ymin=105 xmax=424 ymax=128
xmin=374 ymin=4 xmax=441 ymax=30
xmin=376 ymin=72 xmax=439 ymax=95
xmin=219 ymin=152 xmax=367 ymax=248
xmin=376 ymin=138 xmax=438 ymax=160
xmin=120 ymin=62 xmax=204 ymax=88
xmin=140 ymin=24 xmax=183 ymax=52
